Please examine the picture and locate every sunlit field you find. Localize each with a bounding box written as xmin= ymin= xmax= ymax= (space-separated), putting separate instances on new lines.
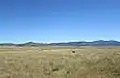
xmin=0 ymin=46 xmax=120 ymax=78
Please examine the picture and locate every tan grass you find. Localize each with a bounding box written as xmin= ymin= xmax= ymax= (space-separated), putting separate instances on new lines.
xmin=0 ymin=46 xmax=120 ymax=78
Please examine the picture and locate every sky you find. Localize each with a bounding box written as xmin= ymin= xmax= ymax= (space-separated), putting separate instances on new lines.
xmin=0 ymin=0 xmax=120 ymax=43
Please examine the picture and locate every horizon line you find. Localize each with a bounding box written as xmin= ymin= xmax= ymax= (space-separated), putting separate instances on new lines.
xmin=0 ymin=40 xmax=119 ymax=44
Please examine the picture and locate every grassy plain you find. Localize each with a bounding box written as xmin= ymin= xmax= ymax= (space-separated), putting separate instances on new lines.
xmin=0 ymin=46 xmax=120 ymax=78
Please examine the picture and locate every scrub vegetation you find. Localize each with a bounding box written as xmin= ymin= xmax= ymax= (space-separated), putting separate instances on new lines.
xmin=0 ymin=46 xmax=120 ymax=78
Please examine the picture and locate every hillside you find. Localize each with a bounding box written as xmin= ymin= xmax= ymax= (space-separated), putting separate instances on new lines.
xmin=0 ymin=40 xmax=120 ymax=46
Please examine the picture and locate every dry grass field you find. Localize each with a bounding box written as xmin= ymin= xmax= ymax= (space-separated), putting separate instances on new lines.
xmin=0 ymin=46 xmax=120 ymax=78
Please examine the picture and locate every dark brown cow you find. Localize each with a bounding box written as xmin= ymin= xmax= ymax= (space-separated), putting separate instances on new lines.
xmin=72 ymin=50 xmax=76 ymax=53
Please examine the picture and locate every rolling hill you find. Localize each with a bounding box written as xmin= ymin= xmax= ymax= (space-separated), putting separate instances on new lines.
xmin=0 ymin=40 xmax=120 ymax=46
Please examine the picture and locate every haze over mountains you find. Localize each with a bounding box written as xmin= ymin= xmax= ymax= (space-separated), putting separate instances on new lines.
xmin=0 ymin=40 xmax=120 ymax=46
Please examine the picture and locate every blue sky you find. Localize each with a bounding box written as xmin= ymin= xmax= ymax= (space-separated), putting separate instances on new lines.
xmin=0 ymin=0 xmax=120 ymax=43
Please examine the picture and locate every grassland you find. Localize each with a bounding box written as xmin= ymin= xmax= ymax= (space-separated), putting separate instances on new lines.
xmin=0 ymin=46 xmax=120 ymax=78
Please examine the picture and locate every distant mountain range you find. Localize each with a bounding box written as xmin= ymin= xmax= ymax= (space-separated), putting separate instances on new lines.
xmin=0 ymin=40 xmax=120 ymax=46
